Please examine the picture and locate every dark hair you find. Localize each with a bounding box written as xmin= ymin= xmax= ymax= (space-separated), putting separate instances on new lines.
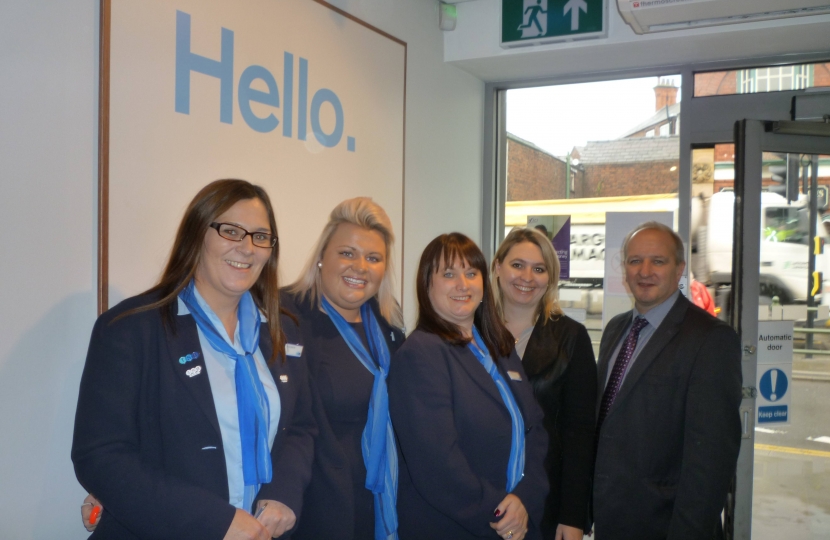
xmin=416 ymin=233 xmax=514 ymax=362
xmin=118 ymin=179 xmax=286 ymax=362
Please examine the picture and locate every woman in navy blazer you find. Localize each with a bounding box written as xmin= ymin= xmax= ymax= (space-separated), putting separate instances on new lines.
xmin=388 ymin=233 xmax=549 ymax=540
xmin=492 ymin=228 xmax=597 ymax=540
xmin=72 ymin=180 xmax=315 ymax=539
xmin=284 ymin=197 xmax=405 ymax=540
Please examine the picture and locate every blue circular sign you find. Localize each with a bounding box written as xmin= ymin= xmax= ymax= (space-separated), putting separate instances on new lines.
xmin=759 ymin=368 xmax=788 ymax=402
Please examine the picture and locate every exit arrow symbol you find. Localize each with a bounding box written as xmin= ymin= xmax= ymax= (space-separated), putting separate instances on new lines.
xmin=563 ymin=0 xmax=588 ymax=31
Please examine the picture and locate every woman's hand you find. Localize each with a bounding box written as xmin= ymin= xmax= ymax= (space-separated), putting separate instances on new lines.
xmin=81 ymin=494 xmax=102 ymax=532
xmin=489 ymin=494 xmax=529 ymax=540
xmin=555 ymin=523 xmax=584 ymax=540
xmin=254 ymin=499 xmax=296 ymax=538
xmin=223 ymin=508 xmax=270 ymax=540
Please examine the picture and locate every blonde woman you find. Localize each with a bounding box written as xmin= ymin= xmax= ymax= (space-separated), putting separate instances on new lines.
xmin=283 ymin=197 xmax=404 ymax=540
xmin=492 ymin=228 xmax=597 ymax=540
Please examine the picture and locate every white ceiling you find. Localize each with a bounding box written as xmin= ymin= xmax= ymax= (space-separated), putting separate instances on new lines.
xmin=443 ymin=0 xmax=830 ymax=83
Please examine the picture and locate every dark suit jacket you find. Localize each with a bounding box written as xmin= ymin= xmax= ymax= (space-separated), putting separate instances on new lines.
xmin=388 ymin=329 xmax=549 ymax=540
xmin=593 ymin=294 xmax=742 ymax=540
xmin=282 ymin=291 xmax=405 ymax=540
xmin=523 ymin=314 xmax=597 ymax=536
xmin=71 ymin=293 xmax=316 ymax=540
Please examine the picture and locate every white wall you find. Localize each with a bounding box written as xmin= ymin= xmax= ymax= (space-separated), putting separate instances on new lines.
xmin=0 ymin=0 xmax=483 ymax=537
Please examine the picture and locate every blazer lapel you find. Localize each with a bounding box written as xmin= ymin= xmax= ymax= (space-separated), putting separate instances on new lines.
xmin=261 ymin=328 xmax=292 ymax=435
xmin=609 ymin=295 xmax=689 ymax=411
xmin=169 ymin=311 xmax=222 ymax=438
xmin=458 ymin=347 xmax=505 ymax=407
xmin=522 ymin=316 xmax=555 ymax=379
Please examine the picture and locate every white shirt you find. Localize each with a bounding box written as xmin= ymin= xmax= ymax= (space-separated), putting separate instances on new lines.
xmin=178 ymin=291 xmax=280 ymax=510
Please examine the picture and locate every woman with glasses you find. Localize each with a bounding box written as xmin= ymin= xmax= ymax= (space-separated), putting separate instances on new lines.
xmin=72 ymin=179 xmax=315 ymax=539
xmin=283 ymin=197 xmax=405 ymax=540
xmin=492 ymin=228 xmax=597 ymax=540
xmin=388 ymin=233 xmax=549 ymax=540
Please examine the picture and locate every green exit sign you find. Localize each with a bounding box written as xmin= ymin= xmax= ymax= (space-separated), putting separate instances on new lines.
xmin=501 ymin=0 xmax=606 ymax=47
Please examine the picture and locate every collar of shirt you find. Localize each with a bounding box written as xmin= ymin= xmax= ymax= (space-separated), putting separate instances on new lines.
xmin=634 ymin=289 xmax=681 ymax=331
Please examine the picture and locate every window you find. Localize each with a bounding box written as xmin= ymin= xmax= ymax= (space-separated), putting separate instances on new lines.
xmin=739 ymin=65 xmax=812 ymax=93
xmin=694 ymin=62 xmax=828 ymax=97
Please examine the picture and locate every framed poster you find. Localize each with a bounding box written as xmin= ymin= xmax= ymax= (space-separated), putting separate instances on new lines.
xmin=98 ymin=0 xmax=406 ymax=311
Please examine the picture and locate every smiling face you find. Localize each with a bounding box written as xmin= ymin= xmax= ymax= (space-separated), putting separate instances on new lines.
xmin=624 ymin=227 xmax=685 ymax=314
xmin=428 ymin=257 xmax=484 ymax=336
xmin=194 ymin=197 xmax=272 ymax=310
xmin=495 ymin=241 xmax=549 ymax=311
xmin=319 ymin=222 xmax=387 ymax=322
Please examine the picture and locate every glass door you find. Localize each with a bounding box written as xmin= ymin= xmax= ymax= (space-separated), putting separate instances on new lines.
xmin=732 ymin=121 xmax=830 ymax=539
xmin=686 ymin=64 xmax=830 ymax=539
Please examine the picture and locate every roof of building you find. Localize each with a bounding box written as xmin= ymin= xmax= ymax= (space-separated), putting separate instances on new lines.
xmin=506 ymin=132 xmax=567 ymax=162
xmin=620 ymin=102 xmax=681 ymax=138
xmin=577 ymin=135 xmax=679 ymax=164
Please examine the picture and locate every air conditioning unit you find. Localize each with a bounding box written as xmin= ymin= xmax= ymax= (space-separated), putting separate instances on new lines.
xmin=618 ymin=0 xmax=830 ymax=34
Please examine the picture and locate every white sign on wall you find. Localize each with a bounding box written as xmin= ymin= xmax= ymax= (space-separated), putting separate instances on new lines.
xmin=103 ymin=0 xmax=406 ymax=308
xmin=756 ymin=320 xmax=794 ymax=425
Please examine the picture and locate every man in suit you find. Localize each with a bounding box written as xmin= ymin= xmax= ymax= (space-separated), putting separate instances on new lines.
xmin=593 ymin=221 xmax=742 ymax=540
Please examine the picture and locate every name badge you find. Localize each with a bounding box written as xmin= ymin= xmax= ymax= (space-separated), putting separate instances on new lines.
xmin=285 ymin=344 xmax=303 ymax=357
xmin=507 ymin=370 xmax=522 ymax=382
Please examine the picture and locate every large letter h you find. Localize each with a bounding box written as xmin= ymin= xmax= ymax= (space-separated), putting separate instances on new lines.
xmin=175 ymin=11 xmax=234 ymax=124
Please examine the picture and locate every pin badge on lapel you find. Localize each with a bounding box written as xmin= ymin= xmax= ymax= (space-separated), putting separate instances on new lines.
xmin=279 ymin=374 xmax=288 ymax=383
xmin=186 ymin=366 xmax=202 ymax=378
xmin=507 ymin=370 xmax=522 ymax=381
xmin=179 ymin=351 xmax=200 ymax=364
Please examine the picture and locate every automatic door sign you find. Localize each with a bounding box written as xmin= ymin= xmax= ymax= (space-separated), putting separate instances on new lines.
xmin=756 ymin=320 xmax=793 ymax=425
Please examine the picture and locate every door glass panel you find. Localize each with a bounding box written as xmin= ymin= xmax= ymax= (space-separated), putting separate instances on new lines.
xmin=749 ymin=153 xmax=830 ymax=539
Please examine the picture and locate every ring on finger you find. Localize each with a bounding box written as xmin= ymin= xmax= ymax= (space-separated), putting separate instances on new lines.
xmin=506 ymin=531 xmax=514 ymax=539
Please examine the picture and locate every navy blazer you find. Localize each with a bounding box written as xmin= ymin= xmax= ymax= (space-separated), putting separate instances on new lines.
xmin=71 ymin=293 xmax=316 ymax=540
xmin=388 ymin=329 xmax=549 ymax=540
xmin=593 ymin=294 xmax=742 ymax=540
xmin=522 ymin=314 xmax=596 ymax=535
xmin=282 ymin=291 xmax=405 ymax=540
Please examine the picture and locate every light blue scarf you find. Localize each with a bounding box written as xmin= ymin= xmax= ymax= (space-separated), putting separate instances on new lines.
xmin=321 ymin=296 xmax=398 ymax=540
xmin=179 ymin=281 xmax=272 ymax=506
xmin=467 ymin=327 xmax=525 ymax=492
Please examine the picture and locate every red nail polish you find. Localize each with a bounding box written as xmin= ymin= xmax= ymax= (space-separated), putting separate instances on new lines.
xmin=494 ymin=509 xmax=501 ymax=517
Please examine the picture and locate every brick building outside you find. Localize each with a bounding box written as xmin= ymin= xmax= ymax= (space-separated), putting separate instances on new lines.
xmin=506 ymin=133 xmax=586 ymax=200
xmin=506 ymin=63 xmax=829 ymax=203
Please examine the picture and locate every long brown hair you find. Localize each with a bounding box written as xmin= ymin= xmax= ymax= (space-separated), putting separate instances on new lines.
xmin=416 ymin=233 xmax=514 ymax=362
xmin=118 ymin=179 xmax=286 ymax=362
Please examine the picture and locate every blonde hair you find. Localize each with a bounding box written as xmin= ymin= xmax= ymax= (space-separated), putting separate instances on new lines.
xmin=288 ymin=197 xmax=404 ymax=329
xmin=491 ymin=227 xmax=563 ymax=322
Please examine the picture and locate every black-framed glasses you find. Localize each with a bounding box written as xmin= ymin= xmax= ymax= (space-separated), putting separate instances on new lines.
xmin=209 ymin=222 xmax=278 ymax=248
